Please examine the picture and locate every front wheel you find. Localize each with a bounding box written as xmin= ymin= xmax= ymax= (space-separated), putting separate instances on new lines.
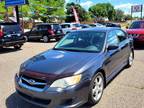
xmin=88 ymin=72 xmax=104 ymax=105
xmin=14 ymin=44 xmax=22 ymax=50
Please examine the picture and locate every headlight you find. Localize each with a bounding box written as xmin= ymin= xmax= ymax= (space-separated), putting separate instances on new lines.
xmin=50 ymin=74 xmax=82 ymax=88
xmin=19 ymin=62 xmax=27 ymax=73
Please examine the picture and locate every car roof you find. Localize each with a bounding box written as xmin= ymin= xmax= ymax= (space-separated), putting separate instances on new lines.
xmin=37 ymin=23 xmax=59 ymax=26
xmin=61 ymin=23 xmax=79 ymax=25
xmin=73 ymin=27 xmax=121 ymax=32
xmin=132 ymin=20 xmax=144 ymax=23
xmin=0 ymin=22 xmax=19 ymax=25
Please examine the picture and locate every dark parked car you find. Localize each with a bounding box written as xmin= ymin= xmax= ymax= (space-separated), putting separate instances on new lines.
xmin=101 ymin=22 xmax=121 ymax=28
xmin=15 ymin=27 xmax=134 ymax=108
xmin=80 ymin=24 xmax=91 ymax=28
xmin=24 ymin=23 xmax=64 ymax=42
xmin=0 ymin=23 xmax=25 ymax=49
xmin=126 ymin=20 xmax=144 ymax=45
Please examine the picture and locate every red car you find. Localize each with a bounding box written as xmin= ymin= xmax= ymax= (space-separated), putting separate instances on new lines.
xmin=126 ymin=20 xmax=144 ymax=45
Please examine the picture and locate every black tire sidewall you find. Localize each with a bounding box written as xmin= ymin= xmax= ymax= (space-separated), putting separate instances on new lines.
xmin=43 ymin=36 xmax=49 ymax=43
xmin=88 ymin=72 xmax=104 ymax=105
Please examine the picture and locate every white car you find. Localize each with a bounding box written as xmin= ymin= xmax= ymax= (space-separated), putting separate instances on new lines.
xmin=61 ymin=23 xmax=82 ymax=34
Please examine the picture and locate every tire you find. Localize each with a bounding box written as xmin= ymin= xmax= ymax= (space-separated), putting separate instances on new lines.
xmin=88 ymin=72 xmax=104 ymax=105
xmin=24 ymin=36 xmax=28 ymax=42
xmin=56 ymin=38 xmax=61 ymax=42
xmin=126 ymin=51 xmax=134 ymax=68
xmin=43 ymin=36 xmax=49 ymax=43
xmin=14 ymin=44 xmax=22 ymax=50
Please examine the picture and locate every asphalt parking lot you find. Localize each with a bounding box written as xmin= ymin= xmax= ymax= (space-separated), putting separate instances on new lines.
xmin=0 ymin=41 xmax=144 ymax=108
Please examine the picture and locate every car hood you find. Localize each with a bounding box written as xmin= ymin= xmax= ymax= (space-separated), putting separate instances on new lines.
xmin=21 ymin=50 xmax=100 ymax=78
xmin=126 ymin=29 xmax=144 ymax=34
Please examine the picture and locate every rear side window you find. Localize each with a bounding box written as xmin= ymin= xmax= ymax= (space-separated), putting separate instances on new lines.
xmin=115 ymin=30 xmax=127 ymax=42
xmin=38 ymin=25 xmax=51 ymax=30
xmin=107 ymin=31 xmax=119 ymax=45
xmin=73 ymin=24 xmax=80 ymax=27
xmin=53 ymin=24 xmax=61 ymax=30
xmin=61 ymin=24 xmax=70 ymax=28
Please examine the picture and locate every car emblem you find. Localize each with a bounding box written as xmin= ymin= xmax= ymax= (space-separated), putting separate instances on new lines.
xmin=28 ymin=79 xmax=36 ymax=85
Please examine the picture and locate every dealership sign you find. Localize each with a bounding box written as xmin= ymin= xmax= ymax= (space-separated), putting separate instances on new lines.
xmin=5 ymin=0 xmax=28 ymax=7
xmin=131 ymin=5 xmax=143 ymax=12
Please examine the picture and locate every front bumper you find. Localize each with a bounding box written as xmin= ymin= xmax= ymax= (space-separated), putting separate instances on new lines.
xmin=15 ymin=74 xmax=90 ymax=108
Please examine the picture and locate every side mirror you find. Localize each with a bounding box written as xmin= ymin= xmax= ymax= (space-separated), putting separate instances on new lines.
xmin=107 ymin=45 xmax=119 ymax=50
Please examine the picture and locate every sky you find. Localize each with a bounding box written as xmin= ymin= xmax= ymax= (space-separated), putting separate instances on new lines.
xmin=66 ymin=0 xmax=144 ymax=16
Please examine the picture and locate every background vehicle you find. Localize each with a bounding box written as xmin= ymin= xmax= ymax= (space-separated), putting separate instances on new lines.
xmin=89 ymin=23 xmax=106 ymax=27
xmin=15 ymin=28 xmax=134 ymax=108
xmin=80 ymin=24 xmax=91 ymax=28
xmin=23 ymin=23 xmax=64 ymax=43
xmin=126 ymin=20 xmax=144 ymax=45
xmin=61 ymin=23 xmax=82 ymax=34
xmin=101 ymin=22 xmax=121 ymax=28
xmin=0 ymin=23 xmax=25 ymax=49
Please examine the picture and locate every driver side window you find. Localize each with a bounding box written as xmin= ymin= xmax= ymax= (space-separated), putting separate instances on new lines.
xmin=107 ymin=31 xmax=119 ymax=46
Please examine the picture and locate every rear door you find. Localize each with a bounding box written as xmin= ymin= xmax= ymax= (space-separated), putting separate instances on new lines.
xmin=116 ymin=30 xmax=130 ymax=64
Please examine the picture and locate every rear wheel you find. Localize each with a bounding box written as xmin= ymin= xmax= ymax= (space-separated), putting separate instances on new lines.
xmin=14 ymin=44 xmax=22 ymax=50
xmin=56 ymin=38 xmax=61 ymax=41
xmin=88 ymin=72 xmax=104 ymax=105
xmin=43 ymin=36 xmax=49 ymax=43
xmin=126 ymin=51 xmax=134 ymax=68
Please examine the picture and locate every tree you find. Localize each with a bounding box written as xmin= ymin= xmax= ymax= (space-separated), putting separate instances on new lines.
xmin=114 ymin=9 xmax=124 ymax=21
xmin=89 ymin=3 xmax=115 ymax=21
xmin=124 ymin=14 xmax=132 ymax=21
xmin=66 ymin=2 xmax=90 ymax=22
xmin=0 ymin=0 xmax=65 ymax=22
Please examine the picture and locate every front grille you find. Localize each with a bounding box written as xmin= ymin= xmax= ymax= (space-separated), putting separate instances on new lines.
xmin=20 ymin=75 xmax=47 ymax=89
xmin=18 ymin=91 xmax=51 ymax=105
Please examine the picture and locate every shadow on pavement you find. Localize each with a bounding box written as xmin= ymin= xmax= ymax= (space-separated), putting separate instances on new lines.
xmin=6 ymin=92 xmax=42 ymax=108
xmin=134 ymin=45 xmax=144 ymax=50
xmin=0 ymin=48 xmax=21 ymax=54
xmin=28 ymin=39 xmax=57 ymax=43
xmin=6 ymin=92 xmax=92 ymax=108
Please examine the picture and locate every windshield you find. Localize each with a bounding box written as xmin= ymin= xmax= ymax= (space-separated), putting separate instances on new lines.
xmin=54 ymin=31 xmax=106 ymax=53
xmin=129 ymin=21 xmax=144 ymax=29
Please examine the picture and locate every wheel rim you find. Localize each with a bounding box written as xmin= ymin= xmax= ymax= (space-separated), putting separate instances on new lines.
xmin=92 ymin=75 xmax=104 ymax=101
xmin=43 ymin=36 xmax=48 ymax=42
xmin=24 ymin=36 xmax=28 ymax=42
xmin=129 ymin=52 xmax=133 ymax=66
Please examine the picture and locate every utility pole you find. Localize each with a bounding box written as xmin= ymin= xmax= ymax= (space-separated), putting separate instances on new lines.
xmin=15 ymin=6 xmax=20 ymax=23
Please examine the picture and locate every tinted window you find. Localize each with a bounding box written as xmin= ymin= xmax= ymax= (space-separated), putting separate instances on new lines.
xmin=38 ymin=25 xmax=51 ymax=30
xmin=73 ymin=24 xmax=81 ymax=27
xmin=3 ymin=25 xmax=21 ymax=32
xmin=116 ymin=30 xmax=127 ymax=42
xmin=54 ymin=31 xmax=106 ymax=52
xmin=130 ymin=21 xmax=144 ymax=29
xmin=53 ymin=24 xmax=61 ymax=30
xmin=107 ymin=31 xmax=119 ymax=45
xmin=61 ymin=24 xmax=70 ymax=28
